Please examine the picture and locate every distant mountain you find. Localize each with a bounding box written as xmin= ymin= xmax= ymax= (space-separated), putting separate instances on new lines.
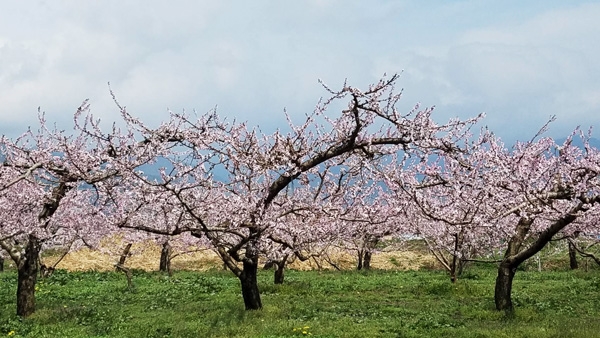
xmin=2 ymin=137 xmax=598 ymax=180
xmin=555 ymin=137 xmax=600 ymax=150
xmin=135 ymin=157 xmax=174 ymax=182
xmin=136 ymin=157 xmax=226 ymax=182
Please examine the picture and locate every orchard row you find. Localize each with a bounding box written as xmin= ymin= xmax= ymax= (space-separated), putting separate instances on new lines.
xmin=1 ymin=74 xmax=599 ymax=317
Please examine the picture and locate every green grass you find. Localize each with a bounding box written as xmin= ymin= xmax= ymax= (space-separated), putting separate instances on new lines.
xmin=1 ymin=266 xmax=600 ymax=337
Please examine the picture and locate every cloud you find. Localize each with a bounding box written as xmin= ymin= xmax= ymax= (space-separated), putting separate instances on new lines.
xmin=368 ymin=2 xmax=600 ymax=142
xmin=0 ymin=1 xmax=598 ymax=143
xmin=442 ymin=3 xmax=600 ymax=139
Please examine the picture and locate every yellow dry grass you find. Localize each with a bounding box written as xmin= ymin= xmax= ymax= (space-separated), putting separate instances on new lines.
xmin=286 ymin=250 xmax=438 ymax=271
xmin=44 ymin=242 xmax=224 ymax=272
xmin=42 ymin=242 xmax=439 ymax=272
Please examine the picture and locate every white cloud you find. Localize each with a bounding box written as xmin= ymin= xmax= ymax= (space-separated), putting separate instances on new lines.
xmin=0 ymin=1 xmax=598 ymax=142
xmin=439 ymin=3 xmax=600 ymax=139
xmin=365 ymin=2 xmax=600 ymax=141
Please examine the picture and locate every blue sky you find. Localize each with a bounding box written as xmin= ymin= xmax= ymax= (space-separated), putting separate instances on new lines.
xmin=1 ymin=1 xmax=598 ymax=143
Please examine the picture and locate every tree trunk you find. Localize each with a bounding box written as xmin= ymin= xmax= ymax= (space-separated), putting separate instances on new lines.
xmin=17 ymin=235 xmax=41 ymax=317
xmin=239 ymin=258 xmax=262 ymax=310
xmin=159 ymin=241 xmax=172 ymax=274
xmin=449 ymin=232 xmax=461 ymax=283
xmin=0 ymin=255 xmax=4 ymax=272
xmin=493 ymin=217 xmax=533 ymax=312
xmin=449 ymin=260 xmax=458 ymax=283
xmin=363 ymin=250 xmax=372 ymax=270
xmin=457 ymin=259 xmax=466 ymax=277
xmin=494 ymin=262 xmax=517 ymax=311
xmin=117 ymin=243 xmax=132 ymax=268
xmin=273 ymin=255 xmax=289 ymax=284
xmin=568 ymin=241 xmax=578 ymax=270
xmin=115 ymin=264 xmax=134 ymax=290
xmin=492 ymin=210 xmax=580 ymax=312
xmin=274 ymin=262 xmax=285 ymax=285
xmin=357 ymin=249 xmax=364 ymax=270
xmin=359 ymin=236 xmax=378 ymax=271
xmin=39 ymin=264 xmax=55 ymax=278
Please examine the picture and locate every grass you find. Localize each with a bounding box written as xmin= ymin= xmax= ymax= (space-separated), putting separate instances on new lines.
xmin=1 ymin=265 xmax=600 ymax=337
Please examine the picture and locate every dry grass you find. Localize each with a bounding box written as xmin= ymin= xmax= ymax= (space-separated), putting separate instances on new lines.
xmin=43 ymin=242 xmax=224 ymax=272
xmin=42 ymin=241 xmax=438 ymax=272
xmin=286 ymin=250 xmax=438 ymax=271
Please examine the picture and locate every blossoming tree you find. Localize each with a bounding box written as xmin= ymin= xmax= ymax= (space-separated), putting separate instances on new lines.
xmin=0 ymin=104 xmax=158 ymax=316
xmin=383 ymin=122 xmax=600 ymax=311
xmin=112 ymin=74 xmax=481 ymax=310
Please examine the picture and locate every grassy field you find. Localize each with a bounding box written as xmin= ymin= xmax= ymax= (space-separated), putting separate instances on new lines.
xmin=1 ymin=264 xmax=600 ymax=337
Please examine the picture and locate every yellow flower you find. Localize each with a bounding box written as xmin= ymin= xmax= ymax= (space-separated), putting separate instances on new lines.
xmin=303 ymin=326 xmax=310 ymax=329
xmin=302 ymin=331 xmax=307 ymax=335
xmin=7 ymin=331 xmax=15 ymax=336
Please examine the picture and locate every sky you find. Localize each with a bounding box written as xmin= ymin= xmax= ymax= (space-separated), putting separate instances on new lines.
xmin=1 ymin=1 xmax=599 ymax=144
